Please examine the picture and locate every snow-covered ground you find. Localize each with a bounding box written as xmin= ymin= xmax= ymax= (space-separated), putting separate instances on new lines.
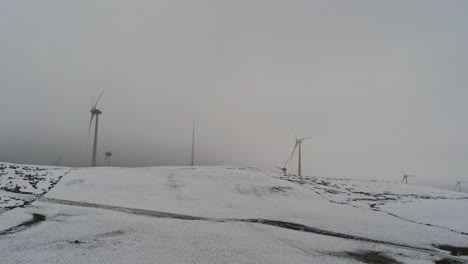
xmin=269 ymin=172 xmax=468 ymax=235
xmin=1 ymin=165 xmax=467 ymax=263
xmin=0 ymin=202 xmax=441 ymax=264
xmin=381 ymin=199 xmax=468 ymax=233
xmin=269 ymin=173 xmax=468 ymax=208
xmin=0 ymin=162 xmax=70 ymax=209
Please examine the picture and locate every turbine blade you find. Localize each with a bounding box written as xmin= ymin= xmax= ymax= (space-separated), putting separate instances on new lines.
xmin=285 ymin=144 xmax=295 ymax=167
xmin=87 ymin=113 xmax=95 ymax=141
xmin=94 ymin=91 xmax=104 ymax=108
xmin=285 ymin=142 xmax=298 ymax=167
xmin=300 ymin=137 xmax=313 ymax=141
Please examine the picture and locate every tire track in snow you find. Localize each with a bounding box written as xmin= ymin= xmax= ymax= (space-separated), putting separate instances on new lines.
xmin=380 ymin=209 xmax=468 ymax=236
xmin=243 ymin=222 xmax=318 ymax=257
xmin=40 ymin=197 xmax=211 ymax=221
xmin=0 ymin=213 xmax=46 ymax=236
xmin=261 ymin=170 xmax=468 ymax=238
xmin=168 ymin=173 xmax=185 ymax=206
xmin=38 ymin=197 xmax=468 ymax=263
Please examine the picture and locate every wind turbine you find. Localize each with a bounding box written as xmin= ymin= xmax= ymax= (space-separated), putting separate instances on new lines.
xmin=88 ymin=92 xmax=104 ymax=167
xmin=285 ymin=134 xmax=312 ymax=176
xmin=105 ymin=151 xmax=112 ymax=166
xmin=276 ymin=166 xmax=288 ymax=176
xmin=55 ymin=156 xmax=62 ymax=167
xmin=191 ymin=117 xmax=195 ymax=166
xmin=455 ymin=180 xmax=467 ymax=192
xmin=401 ymin=170 xmax=416 ymax=184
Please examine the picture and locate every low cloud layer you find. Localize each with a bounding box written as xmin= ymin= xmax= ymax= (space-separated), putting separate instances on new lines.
xmin=1 ymin=1 xmax=467 ymax=190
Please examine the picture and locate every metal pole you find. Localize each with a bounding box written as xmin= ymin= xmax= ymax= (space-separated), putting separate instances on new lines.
xmin=191 ymin=117 xmax=195 ymax=166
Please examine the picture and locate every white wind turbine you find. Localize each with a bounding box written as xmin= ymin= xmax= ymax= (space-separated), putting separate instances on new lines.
xmin=88 ymin=92 xmax=104 ymax=167
xmin=105 ymin=150 xmax=112 ymax=166
xmin=285 ymin=134 xmax=312 ymax=176
xmin=455 ymin=180 xmax=467 ymax=192
xmin=401 ymin=170 xmax=416 ymax=184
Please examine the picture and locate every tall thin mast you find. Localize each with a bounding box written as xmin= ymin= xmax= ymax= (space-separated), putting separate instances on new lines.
xmin=191 ymin=117 xmax=195 ymax=166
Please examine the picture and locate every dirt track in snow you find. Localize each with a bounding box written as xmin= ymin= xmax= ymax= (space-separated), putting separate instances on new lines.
xmin=38 ymin=197 xmax=467 ymax=263
xmin=0 ymin=213 xmax=45 ymax=236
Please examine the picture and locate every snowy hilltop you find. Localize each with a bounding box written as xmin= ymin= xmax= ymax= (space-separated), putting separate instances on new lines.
xmin=0 ymin=163 xmax=467 ymax=263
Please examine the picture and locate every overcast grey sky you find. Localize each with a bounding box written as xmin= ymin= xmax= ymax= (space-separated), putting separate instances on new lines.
xmin=1 ymin=1 xmax=467 ymax=190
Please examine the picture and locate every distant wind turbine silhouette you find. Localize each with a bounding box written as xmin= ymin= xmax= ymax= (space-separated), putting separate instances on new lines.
xmin=88 ymin=92 xmax=104 ymax=167
xmin=55 ymin=156 xmax=62 ymax=167
xmin=401 ymin=170 xmax=416 ymax=184
xmin=105 ymin=151 xmax=112 ymax=166
xmin=455 ymin=180 xmax=466 ymax=192
xmin=276 ymin=166 xmax=287 ymax=176
xmin=285 ymin=133 xmax=312 ymax=176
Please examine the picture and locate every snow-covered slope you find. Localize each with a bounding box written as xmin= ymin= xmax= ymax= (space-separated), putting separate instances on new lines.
xmin=43 ymin=167 xmax=468 ymax=248
xmin=0 ymin=162 xmax=70 ymax=209
xmin=270 ymin=173 xmax=468 ymax=208
xmin=269 ymin=173 xmax=468 ymax=234
xmin=1 ymin=165 xmax=467 ymax=264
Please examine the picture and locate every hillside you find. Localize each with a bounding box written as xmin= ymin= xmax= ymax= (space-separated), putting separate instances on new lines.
xmin=1 ymin=163 xmax=467 ymax=263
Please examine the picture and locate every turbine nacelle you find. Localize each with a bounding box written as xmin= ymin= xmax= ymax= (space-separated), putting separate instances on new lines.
xmin=91 ymin=108 xmax=102 ymax=115
xmin=296 ymin=137 xmax=312 ymax=144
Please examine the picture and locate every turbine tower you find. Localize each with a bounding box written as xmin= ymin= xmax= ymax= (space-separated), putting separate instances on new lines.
xmin=285 ymin=134 xmax=312 ymax=176
xmin=88 ymin=92 xmax=104 ymax=167
xmin=455 ymin=180 xmax=466 ymax=192
xmin=55 ymin=156 xmax=62 ymax=167
xmin=191 ymin=117 xmax=195 ymax=166
xmin=401 ymin=170 xmax=416 ymax=184
xmin=105 ymin=151 xmax=112 ymax=166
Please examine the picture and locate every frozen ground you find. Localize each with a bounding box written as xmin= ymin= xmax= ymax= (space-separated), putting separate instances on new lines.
xmin=0 ymin=162 xmax=70 ymax=209
xmin=0 ymin=202 xmax=443 ymax=264
xmin=381 ymin=199 xmax=468 ymax=233
xmin=269 ymin=172 xmax=468 ymax=236
xmin=1 ymin=165 xmax=467 ymax=263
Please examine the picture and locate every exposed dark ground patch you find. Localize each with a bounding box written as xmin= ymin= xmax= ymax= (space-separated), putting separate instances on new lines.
xmin=0 ymin=213 xmax=46 ymax=236
xmin=337 ymin=251 xmax=401 ymax=264
xmin=435 ymin=258 xmax=464 ymax=264
xmin=269 ymin=186 xmax=292 ymax=193
xmin=70 ymin=240 xmax=83 ymax=244
xmin=0 ymin=164 xmax=70 ymax=195
xmin=99 ymin=230 xmax=126 ymax=237
xmin=41 ymin=198 xmax=210 ymax=221
xmin=435 ymin=245 xmax=468 ymax=256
